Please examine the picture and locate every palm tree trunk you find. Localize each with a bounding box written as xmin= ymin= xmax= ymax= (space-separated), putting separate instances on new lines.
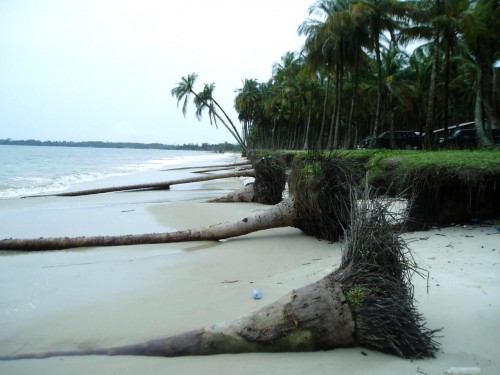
xmin=37 ymin=170 xmax=255 ymax=198
xmin=346 ymin=47 xmax=360 ymax=149
xmin=317 ymin=74 xmax=331 ymax=150
xmin=0 ymin=198 xmax=295 ymax=251
xmin=444 ymin=44 xmax=450 ymax=142
xmin=475 ymin=69 xmax=493 ymax=148
xmin=212 ymin=98 xmax=247 ymax=150
xmin=371 ymin=38 xmax=383 ymax=146
xmin=327 ymin=66 xmax=340 ymax=149
xmin=333 ymin=64 xmax=344 ymax=149
xmin=479 ymin=61 xmax=500 ymax=133
xmin=424 ymin=27 xmax=440 ymax=149
xmin=188 ymin=89 xmax=247 ymax=153
xmin=0 ymin=277 xmax=355 ymax=360
xmin=302 ymin=106 xmax=312 ymax=150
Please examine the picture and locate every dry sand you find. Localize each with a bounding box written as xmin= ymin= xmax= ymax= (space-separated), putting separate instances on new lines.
xmin=0 ymin=170 xmax=499 ymax=374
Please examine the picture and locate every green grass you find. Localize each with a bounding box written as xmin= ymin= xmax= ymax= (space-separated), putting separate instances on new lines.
xmin=363 ymin=149 xmax=499 ymax=184
xmin=252 ymin=149 xmax=499 ymax=172
xmin=346 ymin=285 xmax=367 ymax=306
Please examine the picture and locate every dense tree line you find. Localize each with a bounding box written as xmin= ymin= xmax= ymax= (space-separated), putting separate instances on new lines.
xmin=0 ymin=139 xmax=241 ymax=153
xmin=230 ymin=0 xmax=498 ymax=150
xmin=173 ymin=0 xmax=498 ymax=151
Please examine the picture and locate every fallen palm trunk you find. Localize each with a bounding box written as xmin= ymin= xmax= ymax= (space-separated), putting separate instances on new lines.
xmin=193 ymin=165 xmax=253 ymax=173
xmin=0 ymin=196 xmax=439 ymax=361
xmin=162 ymin=161 xmax=251 ymax=171
xmin=207 ymin=184 xmax=255 ymax=203
xmin=0 ymin=278 xmax=355 ymax=360
xmin=27 ymin=170 xmax=254 ymax=198
xmin=0 ymin=197 xmax=295 ymax=251
xmin=1 ymin=155 xmax=357 ymax=251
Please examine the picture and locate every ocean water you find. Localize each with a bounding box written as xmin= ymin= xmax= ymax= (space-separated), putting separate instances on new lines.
xmin=0 ymin=145 xmax=235 ymax=199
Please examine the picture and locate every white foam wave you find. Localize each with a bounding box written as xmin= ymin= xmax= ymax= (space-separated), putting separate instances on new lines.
xmin=0 ymin=148 xmax=236 ymax=199
xmin=0 ymin=171 xmax=129 ymax=198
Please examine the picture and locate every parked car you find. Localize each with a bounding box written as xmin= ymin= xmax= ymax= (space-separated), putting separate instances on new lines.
xmin=375 ymin=131 xmax=421 ymax=149
xmin=438 ymin=129 xmax=500 ymax=148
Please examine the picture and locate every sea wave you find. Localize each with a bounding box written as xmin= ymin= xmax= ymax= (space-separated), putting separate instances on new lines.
xmin=0 ymin=171 xmax=128 ymax=198
xmin=0 ymin=146 xmax=235 ymax=199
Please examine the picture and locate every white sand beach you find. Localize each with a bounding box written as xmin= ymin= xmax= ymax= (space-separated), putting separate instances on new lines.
xmin=0 ymin=159 xmax=499 ymax=375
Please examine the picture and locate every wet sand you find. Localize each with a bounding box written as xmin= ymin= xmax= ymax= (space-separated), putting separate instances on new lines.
xmin=0 ymin=163 xmax=499 ymax=374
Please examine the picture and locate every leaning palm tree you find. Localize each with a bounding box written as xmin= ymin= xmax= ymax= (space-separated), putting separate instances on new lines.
xmin=171 ymin=73 xmax=248 ymax=154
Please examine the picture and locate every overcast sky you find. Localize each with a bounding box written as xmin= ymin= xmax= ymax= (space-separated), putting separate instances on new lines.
xmin=0 ymin=0 xmax=312 ymax=145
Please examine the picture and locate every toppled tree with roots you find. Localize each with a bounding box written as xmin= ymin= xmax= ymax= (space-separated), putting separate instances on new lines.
xmin=0 ymin=155 xmax=439 ymax=361
xmin=290 ymin=154 xmax=362 ymax=242
xmin=330 ymin=196 xmax=440 ymax=357
xmin=0 ymin=154 xmax=356 ymax=250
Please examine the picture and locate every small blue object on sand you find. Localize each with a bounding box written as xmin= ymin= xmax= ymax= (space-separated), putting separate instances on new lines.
xmin=252 ymin=289 xmax=262 ymax=299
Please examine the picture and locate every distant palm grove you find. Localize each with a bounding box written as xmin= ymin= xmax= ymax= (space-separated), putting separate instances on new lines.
xmin=173 ymin=0 xmax=499 ymax=153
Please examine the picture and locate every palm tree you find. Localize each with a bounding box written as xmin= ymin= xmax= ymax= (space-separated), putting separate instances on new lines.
xmin=459 ymin=0 xmax=499 ymax=147
xmin=406 ymin=48 xmax=434 ymax=137
xmin=271 ymin=52 xmax=304 ymax=149
xmin=344 ymin=5 xmax=371 ymax=148
xmin=235 ymin=79 xmax=262 ymax=147
xmin=171 ymin=73 xmax=248 ymax=153
xmin=440 ymin=0 xmax=469 ymax=141
xmin=351 ymin=0 xmax=417 ymax=146
xmin=299 ymin=0 xmax=341 ymax=149
xmin=423 ymin=0 xmax=442 ymax=149
xmin=325 ymin=4 xmax=353 ymax=149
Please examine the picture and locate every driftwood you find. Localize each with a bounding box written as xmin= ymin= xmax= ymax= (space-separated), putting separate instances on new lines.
xmin=0 ymin=197 xmax=294 ymax=251
xmin=26 ymin=170 xmax=254 ymax=198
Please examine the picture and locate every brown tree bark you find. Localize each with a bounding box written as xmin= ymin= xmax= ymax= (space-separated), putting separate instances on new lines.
xmin=192 ymin=165 xmax=253 ymax=174
xmin=207 ymin=184 xmax=255 ymax=203
xmin=163 ymin=161 xmax=251 ymax=171
xmin=0 ymin=277 xmax=355 ymax=360
xmin=0 ymin=197 xmax=294 ymax=251
xmin=28 ymin=170 xmax=254 ymax=198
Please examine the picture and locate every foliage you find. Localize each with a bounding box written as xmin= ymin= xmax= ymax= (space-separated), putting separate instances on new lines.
xmin=230 ymin=0 xmax=499 ymax=151
xmin=171 ymin=74 xmax=248 ymax=153
xmin=346 ymin=285 xmax=367 ymax=306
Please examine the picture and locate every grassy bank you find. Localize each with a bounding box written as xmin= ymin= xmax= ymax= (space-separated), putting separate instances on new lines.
xmin=252 ymin=149 xmax=500 ymax=228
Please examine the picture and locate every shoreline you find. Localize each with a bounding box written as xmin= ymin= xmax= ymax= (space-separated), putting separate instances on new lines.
xmin=0 ymin=157 xmax=499 ymax=374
